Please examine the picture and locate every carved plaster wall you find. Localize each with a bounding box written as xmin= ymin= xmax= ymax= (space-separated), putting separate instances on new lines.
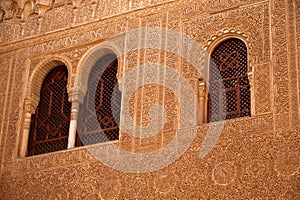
xmin=0 ymin=0 xmax=299 ymax=199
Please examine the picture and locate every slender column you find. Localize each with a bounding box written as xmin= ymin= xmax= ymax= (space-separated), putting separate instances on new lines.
xmin=19 ymin=99 xmax=37 ymax=158
xmin=190 ymin=78 xmax=200 ymax=126
xmin=67 ymin=101 xmax=79 ymax=148
xmin=67 ymin=91 xmax=83 ymax=148
xmin=198 ymin=80 xmax=207 ymax=125
xmin=19 ymin=112 xmax=32 ymax=158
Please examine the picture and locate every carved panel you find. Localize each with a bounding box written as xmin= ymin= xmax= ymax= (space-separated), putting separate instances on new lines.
xmin=13 ymin=147 xmax=93 ymax=174
xmin=182 ymin=0 xmax=264 ymax=19
xmin=134 ymin=13 xmax=168 ymax=151
xmin=29 ymin=21 xmax=127 ymax=56
xmin=0 ymin=18 xmax=22 ymax=44
xmin=286 ymin=0 xmax=300 ymax=128
xmin=0 ymin=50 xmax=28 ymax=177
xmin=0 ymin=115 xmax=297 ymax=199
xmin=22 ymin=14 xmax=39 ymax=38
xmin=0 ymin=55 xmax=13 ymax=176
xmin=0 ymin=55 xmax=11 ymax=132
xmin=130 ymin=0 xmax=174 ymax=11
xmin=166 ymin=9 xmax=181 ymax=74
xmin=42 ymin=3 xmax=74 ymax=33
xmin=254 ymin=63 xmax=272 ymax=114
xmin=77 ymin=0 xmax=93 ymax=24
xmin=272 ymin=0 xmax=289 ymax=115
xmin=95 ymin=0 xmax=107 ymax=19
xmin=297 ymin=0 xmax=300 ymax=116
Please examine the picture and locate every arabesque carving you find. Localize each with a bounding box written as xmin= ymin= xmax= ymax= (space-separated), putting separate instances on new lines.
xmin=0 ymin=0 xmax=299 ymax=199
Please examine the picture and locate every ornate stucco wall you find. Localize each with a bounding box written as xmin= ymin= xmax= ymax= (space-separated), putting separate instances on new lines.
xmin=0 ymin=0 xmax=299 ymax=199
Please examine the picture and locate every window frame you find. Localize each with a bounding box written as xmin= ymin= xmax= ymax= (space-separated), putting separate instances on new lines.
xmin=19 ymin=56 xmax=73 ymax=158
xmin=27 ymin=65 xmax=72 ymax=156
xmin=205 ymin=35 xmax=253 ymax=123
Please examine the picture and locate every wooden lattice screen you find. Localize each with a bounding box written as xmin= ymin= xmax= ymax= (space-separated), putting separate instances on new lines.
xmin=76 ymin=54 xmax=121 ymax=146
xmin=28 ymin=66 xmax=71 ymax=156
xmin=208 ymin=38 xmax=251 ymax=122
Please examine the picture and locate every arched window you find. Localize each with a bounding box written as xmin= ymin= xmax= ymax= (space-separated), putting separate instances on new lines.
xmin=27 ymin=66 xmax=71 ymax=156
xmin=76 ymin=54 xmax=121 ymax=146
xmin=208 ymin=38 xmax=251 ymax=122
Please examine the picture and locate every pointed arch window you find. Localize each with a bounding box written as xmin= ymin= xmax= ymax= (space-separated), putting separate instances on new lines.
xmin=208 ymin=38 xmax=251 ymax=122
xmin=27 ymin=66 xmax=71 ymax=156
xmin=76 ymin=54 xmax=121 ymax=146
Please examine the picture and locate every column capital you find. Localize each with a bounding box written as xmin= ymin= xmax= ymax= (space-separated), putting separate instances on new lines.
xmin=24 ymin=98 xmax=38 ymax=114
xmin=198 ymin=79 xmax=207 ymax=98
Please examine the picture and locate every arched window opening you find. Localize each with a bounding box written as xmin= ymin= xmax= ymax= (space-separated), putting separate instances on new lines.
xmin=27 ymin=66 xmax=71 ymax=156
xmin=208 ymin=38 xmax=251 ymax=122
xmin=76 ymin=54 xmax=121 ymax=146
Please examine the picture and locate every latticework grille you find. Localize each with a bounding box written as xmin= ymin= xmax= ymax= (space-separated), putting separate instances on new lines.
xmin=208 ymin=38 xmax=251 ymax=122
xmin=76 ymin=54 xmax=121 ymax=146
xmin=28 ymin=66 xmax=71 ymax=156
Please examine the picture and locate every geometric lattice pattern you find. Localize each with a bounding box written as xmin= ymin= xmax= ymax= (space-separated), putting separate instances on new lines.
xmin=76 ymin=54 xmax=121 ymax=146
xmin=209 ymin=38 xmax=251 ymax=122
xmin=28 ymin=66 xmax=71 ymax=156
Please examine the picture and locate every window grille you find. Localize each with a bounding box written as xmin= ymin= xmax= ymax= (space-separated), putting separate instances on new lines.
xmin=76 ymin=54 xmax=121 ymax=146
xmin=208 ymin=38 xmax=251 ymax=122
xmin=28 ymin=66 xmax=71 ymax=156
